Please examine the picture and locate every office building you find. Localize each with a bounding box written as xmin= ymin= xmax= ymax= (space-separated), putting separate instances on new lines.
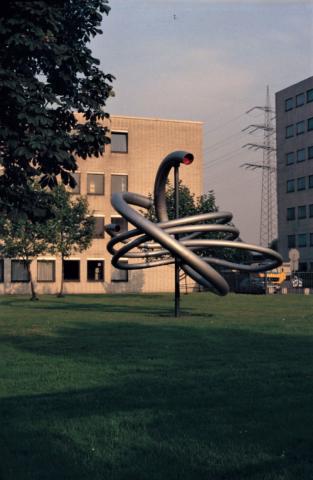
xmin=0 ymin=115 xmax=203 ymax=294
xmin=276 ymin=76 xmax=313 ymax=271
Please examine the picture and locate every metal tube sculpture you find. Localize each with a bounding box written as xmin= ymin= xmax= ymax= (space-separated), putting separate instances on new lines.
xmin=106 ymin=151 xmax=282 ymax=314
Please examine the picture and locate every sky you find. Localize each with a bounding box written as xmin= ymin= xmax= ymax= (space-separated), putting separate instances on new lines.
xmin=91 ymin=0 xmax=313 ymax=243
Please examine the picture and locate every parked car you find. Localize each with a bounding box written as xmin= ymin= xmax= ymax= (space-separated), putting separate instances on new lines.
xmin=234 ymin=277 xmax=266 ymax=295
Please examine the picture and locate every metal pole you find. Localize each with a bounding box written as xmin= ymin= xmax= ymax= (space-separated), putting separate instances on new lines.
xmin=174 ymin=165 xmax=180 ymax=317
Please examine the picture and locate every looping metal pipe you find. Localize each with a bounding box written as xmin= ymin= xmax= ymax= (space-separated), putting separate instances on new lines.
xmin=106 ymin=151 xmax=282 ymax=296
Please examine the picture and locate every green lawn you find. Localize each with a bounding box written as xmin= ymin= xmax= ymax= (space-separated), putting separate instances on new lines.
xmin=1 ymin=293 xmax=313 ymax=480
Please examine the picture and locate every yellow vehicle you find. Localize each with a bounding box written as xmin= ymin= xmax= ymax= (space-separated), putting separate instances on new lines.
xmin=257 ymin=263 xmax=291 ymax=286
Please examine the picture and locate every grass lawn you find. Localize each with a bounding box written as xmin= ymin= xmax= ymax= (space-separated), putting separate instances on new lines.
xmin=1 ymin=293 xmax=313 ymax=480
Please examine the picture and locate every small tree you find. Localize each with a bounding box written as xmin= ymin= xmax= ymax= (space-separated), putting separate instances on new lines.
xmin=0 ymin=214 xmax=52 ymax=300
xmin=49 ymin=186 xmax=95 ymax=297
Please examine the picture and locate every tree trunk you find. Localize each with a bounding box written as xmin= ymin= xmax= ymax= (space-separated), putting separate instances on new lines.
xmin=57 ymin=254 xmax=65 ymax=297
xmin=27 ymin=261 xmax=38 ymax=301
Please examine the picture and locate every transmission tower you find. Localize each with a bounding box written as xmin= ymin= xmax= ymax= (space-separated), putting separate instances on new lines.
xmin=241 ymin=86 xmax=277 ymax=247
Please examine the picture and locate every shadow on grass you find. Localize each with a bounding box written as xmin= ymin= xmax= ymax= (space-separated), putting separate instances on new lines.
xmin=1 ymin=320 xmax=313 ymax=479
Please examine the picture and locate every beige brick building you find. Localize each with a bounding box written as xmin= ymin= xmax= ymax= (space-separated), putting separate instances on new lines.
xmin=0 ymin=115 xmax=203 ymax=295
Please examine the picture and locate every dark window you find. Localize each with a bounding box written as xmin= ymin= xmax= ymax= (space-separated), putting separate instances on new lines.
xmin=286 ymin=152 xmax=295 ymax=165
xmin=288 ymin=235 xmax=296 ymax=248
xmin=285 ymin=97 xmax=293 ymax=111
xmin=111 ymin=260 xmax=128 ymax=282
xmin=309 ymin=175 xmax=313 ymax=188
xmin=296 ymin=93 xmax=305 ymax=107
xmin=93 ymin=217 xmax=105 ymax=239
xmin=308 ymin=146 xmax=313 ymax=159
xmin=310 ymin=262 xmax=313 ymax=271
xmin=310 ymin=234 xmax=313 ymax=247
xmin=308 ymin=117 xmax=313 ymax=131
xmin=111 ymin=175 xmax=128 ymax=194
xmin=297 ymin=177 xmax=306 ymax=191
xmin=87 ymin=260 xmax=104 ymax=282
xmin=298 ymin=234 xmax=307 ymax=248
xmin=307 ymin=89 xmax=313 ymax=103
xmin=297 ymin=149 xmax=305 ymax=162
xmin=87 ymin=174 xmax=104 ymax=195
xmin=296 ymin=121 xmax=305 ymax=135
xmin=111 ymin=132 xmax=128 ymax=153
xmin=285 ymin=125 xmax=294 ymax=138
xmin=298 ymin=205 xmax=306 ymax=219
xmin=310 ymin=204 xmax=313 ymax=217
xmin=63 ymin=260 xmax=80 ymax=281
xmin=37 ymin=260 xmax=55 ymax=282
xmin=69 ymin=173 xmax=80 ymax=194
xmin=287 ymin=207 xmax=295 ymax=221
xmin=287 ymin=179 xmax=295 ymax=193
xmin=299 ymin=262 xmax=308 ymax=272
xmin=11 ymin=260 xmax=30 ymax=282
xmin=111 ymin=216 xmax=128 ymax=233
xmin=0 ymin=259 xmax=3 ymax=282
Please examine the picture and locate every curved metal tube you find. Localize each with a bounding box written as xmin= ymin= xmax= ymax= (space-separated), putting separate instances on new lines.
xmin=106 ymin=151 xmax=282 ymax=296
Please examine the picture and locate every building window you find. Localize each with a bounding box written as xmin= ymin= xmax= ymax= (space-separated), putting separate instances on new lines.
xmin=285 ymin=97 xmax=293 ymax=111
xmin=286 ymin=152 xmax=295 ymax=165
xmin=111 ymin=132 xmax=128 ymax=153
xmin=309 ymin=175 xmax=313 ymax=189
xmin=37 ymin=260 xmax=55 ymax=282
xmin=298 ymin=205 xmax=306 ymax=219
xmin=285 ymin=125 xmax=294 ymax=138
xmin=111 ymin=175 xmax=128 ymax=195
xmin=111 ymin=260 xmax=128 ymax=282
xmin=111 ymin=216 xmax=128 ymax=233
xmin=298 ymin=234 xmax=307 ymax=248
xmin=0 ymin=259 xmax=3 ymax=283
xmin=297 ymin=177 xmax=306 ymax=191
xmin=307 ymin=89 xmax=313 ymax=103
xmin=87 ymin=260 xmax=104 ymax=282
xmin=70 ymin=173 xmax=80 ymax=194
xmin=310 ymin=234 xmax=313 ymax=247
xmin=11 ymin=260 xmax=30 ymax=282
xmin=87 ymin=174 xmax=104 ymax=195
xmin=308 ymin=117 xmax=313 ymax=131
xmin=296 ymin=121 xmax=305 ymax=135
xmin=310 ymin=204 xmax=313 ymax=217
xmin=63 ymin=260 xmax=80 ymax=281
xmin=286 ymin=179 xmax=295 ymax=193
xmin=287 ymin=207 xmax=295 ymax=221
xmin=287 ymin=235 xmax=296 ymax=249
xmin=93 ymin=217 xmax=105 ymax=239
xmin=308 ymin=146 xmax=313 ymax=159
xmin=296 ymin=93 xmax=305 ymax=107
xmin=297 ymin=149 xmax=305 ymax=162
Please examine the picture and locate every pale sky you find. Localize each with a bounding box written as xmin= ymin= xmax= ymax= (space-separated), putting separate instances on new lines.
xmin=91 ymin=0 xmax=313 ymax=243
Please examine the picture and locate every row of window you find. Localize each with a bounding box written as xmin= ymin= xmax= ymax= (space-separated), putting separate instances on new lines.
xmin=285 ymin=117 xmax=313 ymax=139
xmin=71 ymin=173 xmax=128 ymax=195
xmin=286 ymin=146 xmax=313 ymax=165
xmin=287 ymin=233 xmax=313 ymax=249
xmin=286 ymin=175 xmax=313 ymax=192
xmin=285 ymin=89 xmax=313 ymax=111
xmin=0 ymin=259 xmax=128 ymax=283
xmin=287 ymin=204 xmax=313 ymax=220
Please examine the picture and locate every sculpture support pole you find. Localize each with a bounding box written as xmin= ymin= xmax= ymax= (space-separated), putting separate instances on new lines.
xmin=174 ymin=165 xmax=180 ymax=317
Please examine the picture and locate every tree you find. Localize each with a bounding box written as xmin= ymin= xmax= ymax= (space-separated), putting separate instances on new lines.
xmin=0 ymin=210 xmax=52 ymax=300
xmin=48 ymin=186 xmax=95 ymax=297
xmin=0 ymin=0 xmax=114 ymax=216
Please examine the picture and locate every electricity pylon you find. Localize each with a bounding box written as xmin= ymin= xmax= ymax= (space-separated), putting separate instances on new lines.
xmin=241 ymin=86 xmax=277 ymax=247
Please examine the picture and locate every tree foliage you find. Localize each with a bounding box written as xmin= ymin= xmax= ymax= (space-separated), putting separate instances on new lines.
xmin=0 ymin=0 xmax=114 ymax=215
